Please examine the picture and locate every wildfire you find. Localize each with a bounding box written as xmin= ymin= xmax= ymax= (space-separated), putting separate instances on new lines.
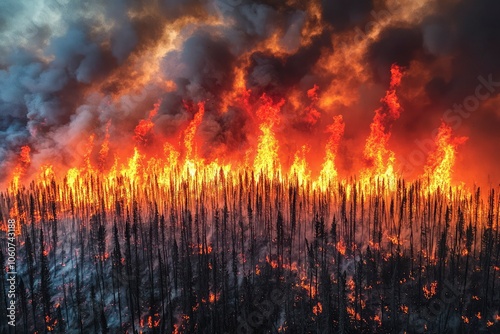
xmin=1 ymin=2 xmax=498 ymax=334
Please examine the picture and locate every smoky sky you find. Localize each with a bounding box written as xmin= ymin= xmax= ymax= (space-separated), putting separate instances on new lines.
xmin=1 ymin=0 xmax=499 ymax=185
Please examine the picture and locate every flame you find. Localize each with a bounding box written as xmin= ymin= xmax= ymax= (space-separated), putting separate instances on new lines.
xmin=347 ymin=306 xmax=361 ymax=321
xmin=336 ymin=239 xmax=347 ymax=256
xmin=209 ymin=292 xmax=218 ymax=303
xmin=362 ymin=64 xmax=403 ymax=188
xmin=10 ymin=145 xmax=31 ymax=191
xmin=423 ymin=281 xmax=438 ymax=299
xmin=304 ymin=84 xmax=321 ymax=126
xmin=182 ymin=102 xmax=206 ymax=177
xmin=134 ymin=102 xmax=160 ymax=144
xmin=4 ymin=65 xmax=473 ymax=196
xmin=423 ymin=122 xmax=468 ymax=192
xmin=312 ymin=302 xmax=323 ymax=315
xmin=266 ymin=255 xmax=280 ymax=269
xmin=253 ymin=95 xmax=285 ymax=180
xmin=316 ymin=115 xmax=345 ymax=190
xmin=289 ymin=145 xmax=311 ymax=185
xmin=298 ymin=276 xmax=317 ymax=299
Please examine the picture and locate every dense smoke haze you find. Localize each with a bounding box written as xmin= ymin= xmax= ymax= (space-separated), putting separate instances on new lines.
xmin=1 ymin=0 xmax=499 ymax=185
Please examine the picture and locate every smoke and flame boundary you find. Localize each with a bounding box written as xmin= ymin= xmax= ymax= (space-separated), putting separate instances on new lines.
xmin=6 ymin=65 xmax=467 ymax=196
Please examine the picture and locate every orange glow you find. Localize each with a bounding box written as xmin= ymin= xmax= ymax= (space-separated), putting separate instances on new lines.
xmin=183 ymin=102 xmax=205 ymax=158
xmin=197 ymin=244 xmax=213 ymax=255
xmin=182 ymin=102 xmax=206 ymax=177
xmin=304 ymin=84 xmax=321 ymax=126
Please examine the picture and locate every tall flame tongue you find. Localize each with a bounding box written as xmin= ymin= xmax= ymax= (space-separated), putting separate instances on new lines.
xmin=10 ymin=145 xmax=31 ymax=191
xmin=289 ymin=145 xmax=311 ymax=186
xmin=253 ymin=94 xmax=285 ymax=180
xmin=316 ymin=115 xmax=345 ymax=190
xmin=362 ymin=64 xmax=403 ymax=187
xmin=423 ymin=122 xmax=468 ymax=192
xmin=98 ymin=121 xmax=111 ymax=171
xmin=183 ymin=101 xmax=205 ymax=177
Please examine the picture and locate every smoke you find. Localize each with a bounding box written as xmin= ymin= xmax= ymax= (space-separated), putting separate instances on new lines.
xmin=0 ymin=0 xmax=499 ymax=186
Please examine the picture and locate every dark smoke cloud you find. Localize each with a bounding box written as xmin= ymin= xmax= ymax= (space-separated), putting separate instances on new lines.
xmin=163 ymin=31 xmax=236 ymax=102
xmin=366 ymin=27 xmax=423 ymax=80
xmin=322 ymin=0 xmax=374 ymax=31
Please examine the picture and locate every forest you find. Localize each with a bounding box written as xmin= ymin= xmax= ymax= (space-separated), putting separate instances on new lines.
xmin=0 ymin=172 xmax=499 ymax=333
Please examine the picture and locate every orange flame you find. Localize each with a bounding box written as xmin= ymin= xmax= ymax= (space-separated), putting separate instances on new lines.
xmin=10 ymin=145 xmax=31 ymax=191
xmin=253 ymin=95 xmax=285 ymax=179
xmin=316 ymin=115 xmax=345 ymax=189
xmin=134 ymin=101 xmax=160 ymax=144
xmin=182 ymin=102 xmax=206 ymax=177
xmin=362 ymin=64 xmax=403 ymax=187
xmin=304 ymin=84 xmax=321 ymax=126
xmin=289 ymin=145 xmax=310 ymax=185
xmin=423 ymin=122 xmax=468 ymax=192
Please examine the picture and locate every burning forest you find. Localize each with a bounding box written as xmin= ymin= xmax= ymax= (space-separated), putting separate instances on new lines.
xmin=0 ymin=0 xmax=499 ymax=333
